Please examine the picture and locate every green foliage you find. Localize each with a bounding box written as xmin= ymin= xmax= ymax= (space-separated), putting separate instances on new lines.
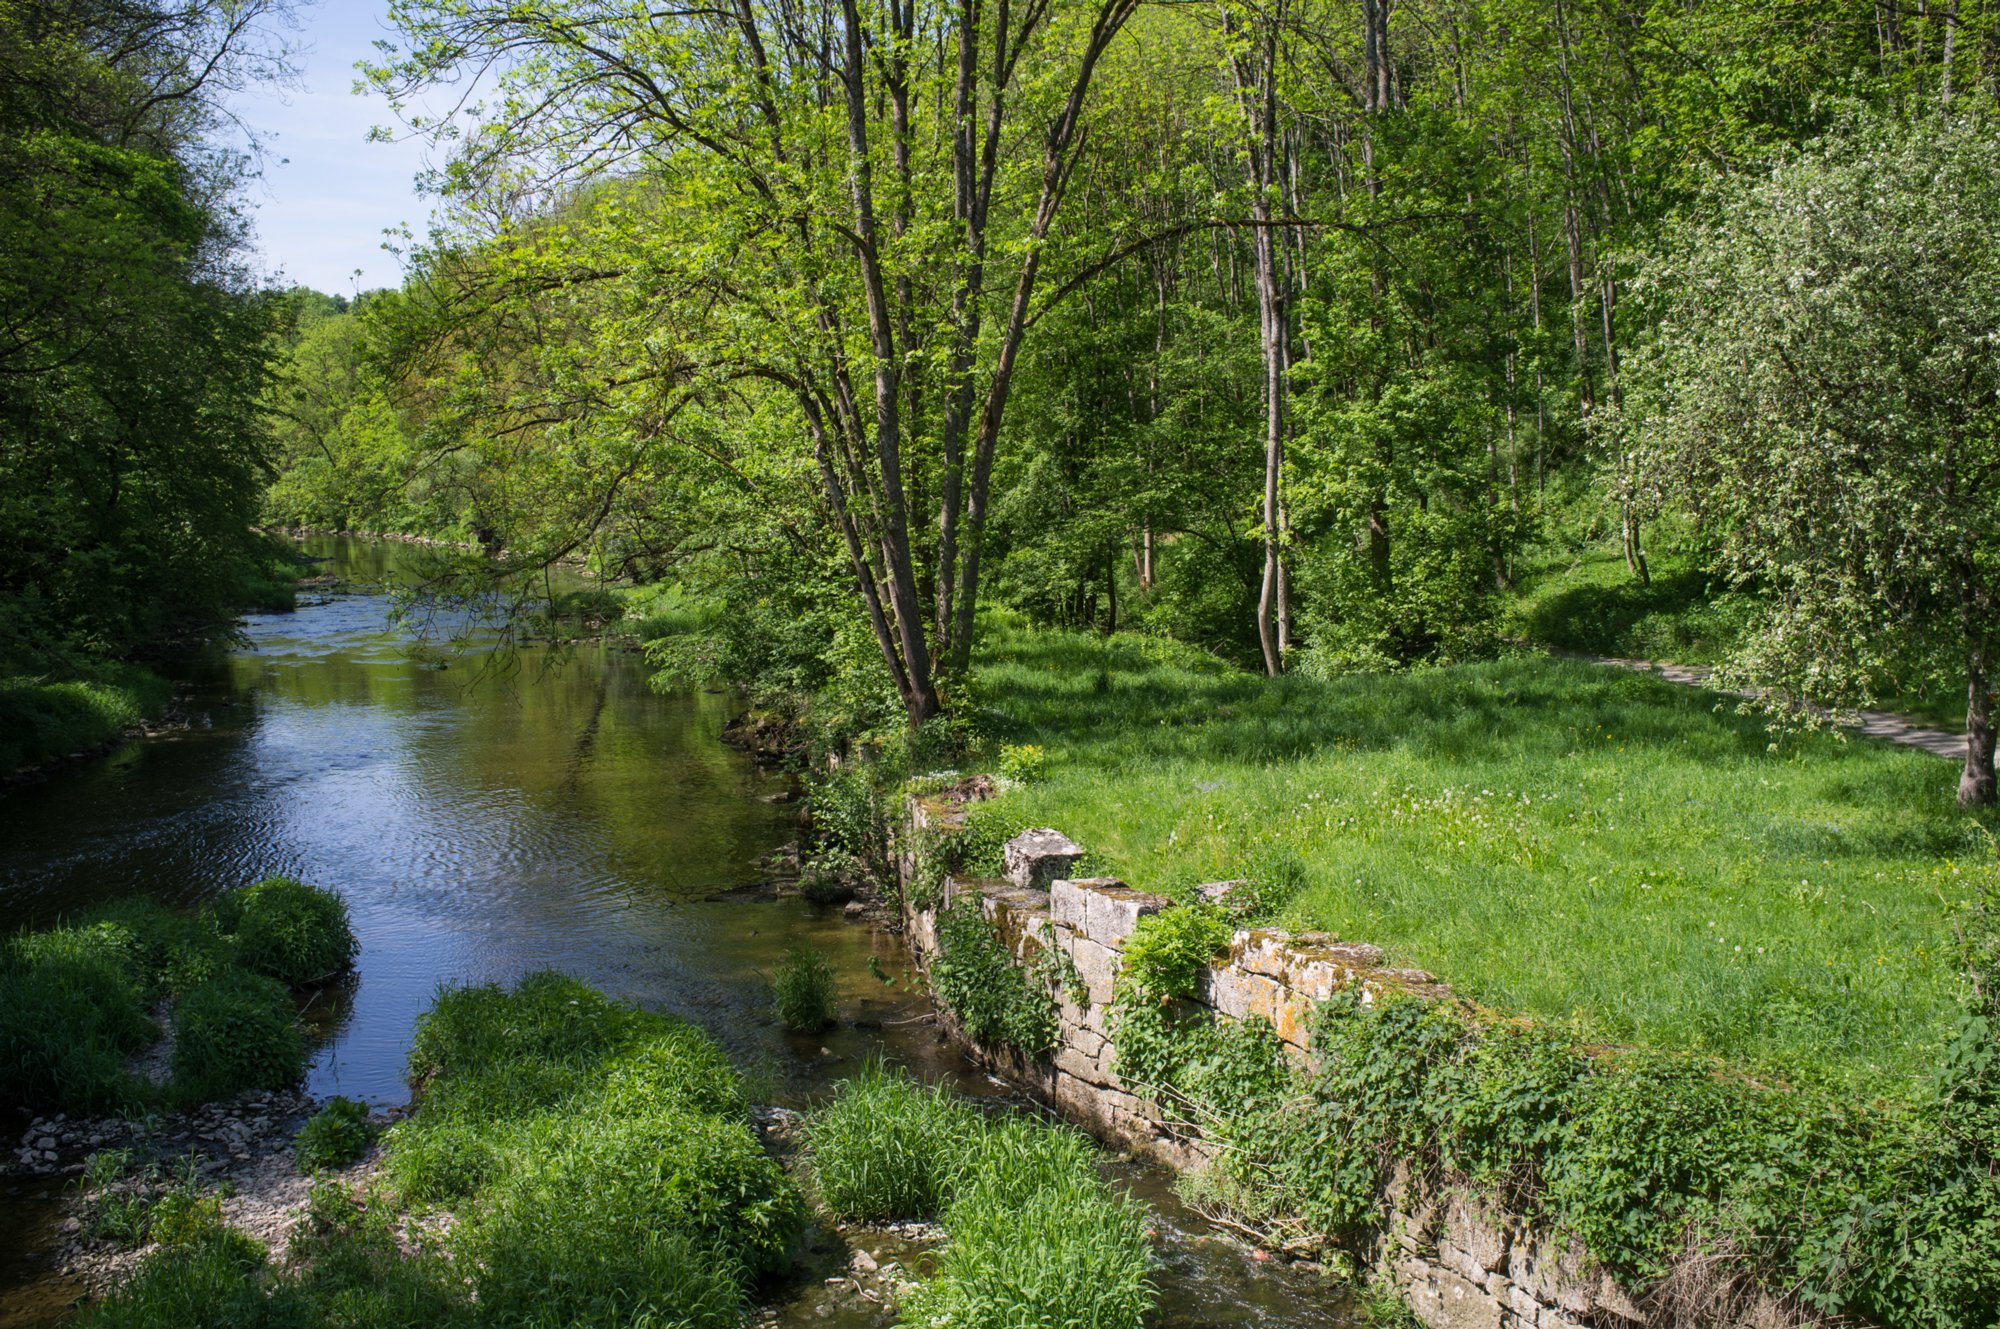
xmin=384 ymin=971 xmax=801 ymax=1321
xmin=804 ymin=1062 xmax=979 ymax=1221
xmin=1637 ymin=114 xmax=2000 ymax=764
xmin=772 ymin=943 xmax=837 ymax=1032
xmin=930 ymin=900 xmax=1059 ymax=1058
xmin=294 ymin=1098 xmax=375 ymax=1173
xmin=220 ymin=877 xmax=358 ymax=987
xmin=169 ymin=970 xmax=307 ymax=1105
xmin=996 ymin=743 xmax=1047 ymax=784
xmin=76 ymin=1219 xmax=276 ymax=1329
xmin=901 ymin=1117 xmax=1155 ymax=1329
xmin=0 ymin=918 xmax=154 ymax=1111
xmin=0 ymin=662 xmax=172 ymax=776
xmin=805 ymin=1066 xmax=1155 ymax=1328
xmin=1120 ymin=906 xmax=1233 ymax=1000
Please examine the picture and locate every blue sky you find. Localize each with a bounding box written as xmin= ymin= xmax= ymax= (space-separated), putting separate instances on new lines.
xmin=227 ymin=3 xmax=435 ymax=296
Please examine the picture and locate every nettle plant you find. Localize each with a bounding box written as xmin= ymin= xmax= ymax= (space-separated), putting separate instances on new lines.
xmin=929 ymin=901 xmax=1060 ymax=1059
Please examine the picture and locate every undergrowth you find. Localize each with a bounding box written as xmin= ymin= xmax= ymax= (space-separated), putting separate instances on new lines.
xmin=930 ymin=899 xmax=1059 ymax=1057
xmin=1 ymin=886 xmax=354 ymax=1113
xmin=82 ymin=972 xmax=803 ymax=1329
xmin=805 ymin=1065 xmax=1155 ymax=1329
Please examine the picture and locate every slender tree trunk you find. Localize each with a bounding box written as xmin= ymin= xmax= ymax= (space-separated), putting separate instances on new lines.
xmin=1962 ymin=642 xmax=1995 ymax=807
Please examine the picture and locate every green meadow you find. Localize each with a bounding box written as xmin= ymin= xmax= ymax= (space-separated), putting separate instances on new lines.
xmin=972 ymin=622 xmax=1989 ymax=1092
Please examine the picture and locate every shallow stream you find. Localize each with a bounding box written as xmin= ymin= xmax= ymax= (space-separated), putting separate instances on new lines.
xmin=0 ymin=536 xmax=1356 ymax=1328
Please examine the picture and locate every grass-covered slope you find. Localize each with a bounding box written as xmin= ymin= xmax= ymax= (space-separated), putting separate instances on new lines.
xmin=972 ymin=623 xmax=1989 ymax=1090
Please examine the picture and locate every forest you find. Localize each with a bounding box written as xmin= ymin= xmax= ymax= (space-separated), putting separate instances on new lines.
xmin=245 ymin=0 xmax=2000 ymax=807
xmin=5 ymin=0 xmax=2000 ymax=1327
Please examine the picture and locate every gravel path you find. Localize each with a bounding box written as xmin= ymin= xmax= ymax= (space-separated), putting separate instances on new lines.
xmin=1580 ymin=653 xmax=1966 ymax=760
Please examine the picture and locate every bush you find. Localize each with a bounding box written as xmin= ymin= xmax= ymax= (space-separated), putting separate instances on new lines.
xmin=930 ymin=900 xmax=1058 ymax=1057
xmin=0 ymin=920 xmax=154 ymax=1111
xmin=772 ymin=943 xmax=837 ymax=1032
xmin=996 ymin=743 xmax=1047 ymax=783
xmin=295 ymin=1097 xmax=375 ymax=1172
xmin=457 ymin=1106 xmax=795 ymax=1324
xmin=170 ymin=970 xmax=306 ymax=1104
xmin=221 ymin=877 xmax=358 ymax=986
xmin=805 ymin=1063 xmax=979 ymax=1220
xmin=903 ymin=1117 xmax=1154 ymax=1329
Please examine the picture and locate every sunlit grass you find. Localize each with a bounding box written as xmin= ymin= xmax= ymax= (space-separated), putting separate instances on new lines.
xmin=972 ymin=621 xmax=1990 ymax=1091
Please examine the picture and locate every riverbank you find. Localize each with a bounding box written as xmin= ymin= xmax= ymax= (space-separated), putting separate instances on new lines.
xmin=0 ymin=665 xmax=177 ymax=788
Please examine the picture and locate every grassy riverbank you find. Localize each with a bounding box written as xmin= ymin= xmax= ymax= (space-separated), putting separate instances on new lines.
xmin=73 ymin=974 xmax=1158 ymax=1329
xmin=964 ymin=620 xmax=1989 ymax=1092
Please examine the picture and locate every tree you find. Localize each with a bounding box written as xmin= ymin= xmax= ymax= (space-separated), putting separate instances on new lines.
xmin=373 ymin=0 xmax=1143 ymax=728
xmin=1636 ymin=114 xmax=2000 ymax=806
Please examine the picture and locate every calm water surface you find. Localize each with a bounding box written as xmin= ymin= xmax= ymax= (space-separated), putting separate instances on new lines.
xmin=0 ymin=537 xmax=1355 ymax=1328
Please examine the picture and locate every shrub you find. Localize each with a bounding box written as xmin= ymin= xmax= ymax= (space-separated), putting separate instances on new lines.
xmin=805 ymin=1063 xmax=979 ymax=1220
xmin=772 ymin=943 xmax=837 ymax=1032
xmin=902 ymin=1117 xmax=1154 ymax=1329
xmin=169 ymin=970 xmax=306 ymax=1103
xmin=0 ymin=920 xmax=154 ymax=1111
xmin=930 ymin=900 xmax=1058 ymax=1057
xmin=221 ymin=877 xmax=358 ymax=986
xmin=457 ymin=1106 xmax=798 ymax=1323
xmin=1119 ymin=905 xmax=1232 ymax=1000
xmin=295 ymin=1097 xmax=375 ymax=1172
xmin=996 ymin=742 xmax=1047 ymax=783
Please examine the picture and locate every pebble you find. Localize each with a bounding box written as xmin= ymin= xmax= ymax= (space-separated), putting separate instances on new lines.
xmin=850 ymin=1248 xmax=879 ymax=1274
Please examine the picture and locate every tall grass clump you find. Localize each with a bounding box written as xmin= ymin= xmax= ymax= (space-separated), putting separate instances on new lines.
xmin=0 ymin=919 xmax=154 ymax=1111
xmin=0 ymin=661 xmax=170 ymax=775
xmin=388 ymin=971 xmax=801 ymax=1323
xmin=806 ymin=1066 xmax=1155 ymax=1328
xmin=219 ymin=877 xmax=358 ymax=986
xmin=904 ymin=1117 xmax=1154 ymax=1329
xmin=169 ymin=969 xmax=307 ymax=1104
xmin=772 ymin=942 xmax=837 ymax=1032
xmin=804 ymin=1062 xmax=978 ymax=1220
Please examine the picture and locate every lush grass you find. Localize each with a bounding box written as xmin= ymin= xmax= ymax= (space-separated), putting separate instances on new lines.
xmin=0 ymin=661 xmax=171 ymax=776
xmin=219 ymin=877 xmax=358 ymax=986
xmin=803 ymin=1062 xmax=978 ymax=1220
xmin=771 ymin=942 xmax=837 ymax=1032
xmin=82 ymin=973 xmax=803 ymax=1329
xmin=805 ymin=1066 xmax=1155 ymax=1329
xmin=389 ymin=972 xmax=801 ymax=1321
xmin=970 ymin=622 xmax=1991 ymax=1091
xmin=1500 ymin=548 xmax=1754 ymax=665
xmin=903 ymin=1118 xmax=1154 ymax=1329
xmin=0 ymin=919 xmax=158 ymax=1111
xmin=169 ymin=970 xmax=308 ymax=1105
xmin=1 ymin=890 xmax=353 ymax=1114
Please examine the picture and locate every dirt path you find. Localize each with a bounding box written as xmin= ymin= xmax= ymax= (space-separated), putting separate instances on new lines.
xmin=1581 ymin=653 xmax=1966 ymax=760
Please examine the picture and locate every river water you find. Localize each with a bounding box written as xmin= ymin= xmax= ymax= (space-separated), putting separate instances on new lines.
xmin=0 ymin=537 xmax=1356 ymax=1328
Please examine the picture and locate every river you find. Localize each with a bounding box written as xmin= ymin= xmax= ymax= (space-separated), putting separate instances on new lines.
xmin=0 ymin=536 xmax=1357 ymax=1328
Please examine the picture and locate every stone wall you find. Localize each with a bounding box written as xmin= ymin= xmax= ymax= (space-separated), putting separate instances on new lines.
xmin=896 ymin=808 xmax=1658 ymax=1329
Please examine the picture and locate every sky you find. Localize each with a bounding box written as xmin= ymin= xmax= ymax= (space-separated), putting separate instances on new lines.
xmin=226 ymin=3 xmax=437 ymax=296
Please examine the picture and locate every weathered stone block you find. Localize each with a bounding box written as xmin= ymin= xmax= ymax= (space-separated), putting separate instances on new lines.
xmin=1067 ymin=878 xmax=1170 ymax=945
xmin=1443 ymin=1196 xmax=1511 ymax=1274
xmin=1065 ymin=934 xmax=1121 ymax=1006
xmin=1003 ymin=828 xmax=1083 ymax=892
xmin=1401 ymin=1263 xmax=1504 ymax=1329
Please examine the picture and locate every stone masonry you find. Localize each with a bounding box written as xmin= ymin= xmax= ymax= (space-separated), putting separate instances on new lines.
xmin=896 ymin=815 xmax=1669 ymax=1329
